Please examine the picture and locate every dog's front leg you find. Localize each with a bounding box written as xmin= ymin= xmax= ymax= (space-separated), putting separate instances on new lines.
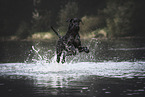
xmin=78 ymin=47 xmax=89 ymax=53
xmin=83 ymin=47 xmax=89 ymax=53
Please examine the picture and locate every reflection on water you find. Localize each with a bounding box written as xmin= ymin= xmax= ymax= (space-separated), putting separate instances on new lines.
xmin=0 ymin=38 xmax=145 ymax=97
xmin=0 ymin=62 xmax=145 ymax=97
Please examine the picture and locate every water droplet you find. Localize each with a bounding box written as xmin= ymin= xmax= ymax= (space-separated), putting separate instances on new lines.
xmin=105 ymin=91 xmax=111 ymax=94
xmin=82 ymin=87 xmax=88 ymax=90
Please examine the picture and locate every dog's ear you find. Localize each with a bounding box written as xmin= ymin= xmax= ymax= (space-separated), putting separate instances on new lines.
xmin=66 ymin=19 xmax=73 ymax=22
xmin=79 ymin=19 xmax=84 ymax=25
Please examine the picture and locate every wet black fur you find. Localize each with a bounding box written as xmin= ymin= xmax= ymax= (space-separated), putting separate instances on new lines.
xmin=56 ymin=18 xmax=89 ymax=63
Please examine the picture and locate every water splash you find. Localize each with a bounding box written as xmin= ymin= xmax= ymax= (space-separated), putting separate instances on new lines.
xmin=1 ymin=61 xmax=145 ymax=80
xmin=25 ymin=42 xmax=56 ymax=64
xmin=25 ymin=38 xmax=99 ymax=64
xmin=1 ymin=39 xmax=145 ymax=88
xmin=32 ymin=45 xmax=43 ymax=60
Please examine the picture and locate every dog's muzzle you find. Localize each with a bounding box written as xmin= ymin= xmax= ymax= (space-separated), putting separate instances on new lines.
xmin=73 ymin=25 xmax=79 ymax=30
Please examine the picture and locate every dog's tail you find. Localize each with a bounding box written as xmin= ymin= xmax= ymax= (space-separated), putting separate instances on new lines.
xmin=51 ymin=26 xmax=62 ymax=39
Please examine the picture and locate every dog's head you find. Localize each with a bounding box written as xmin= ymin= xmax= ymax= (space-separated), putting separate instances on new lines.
xmin=66 ymin=18 xmax=83 ymax=31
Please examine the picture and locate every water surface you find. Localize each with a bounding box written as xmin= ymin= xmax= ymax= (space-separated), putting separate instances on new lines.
xmin=0 ymin=38 xmax=145 ymax=97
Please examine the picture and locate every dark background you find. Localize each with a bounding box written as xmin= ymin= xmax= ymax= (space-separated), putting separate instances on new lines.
xmin=0 ymin=0 xmax=145 ymax=39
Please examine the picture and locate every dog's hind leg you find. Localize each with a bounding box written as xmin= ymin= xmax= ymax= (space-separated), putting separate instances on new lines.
xmin=62 ymin=52 xmax=66 ymax=64
xmin=56 ymin=47 xmax=63 ymax=63
xmin=66 ymin=45 xmax=76 ymax=56
xmin=57 ymin=52 xmax=61 ymax=63
xmin=61 ymin=47 xmax=76 ymax=64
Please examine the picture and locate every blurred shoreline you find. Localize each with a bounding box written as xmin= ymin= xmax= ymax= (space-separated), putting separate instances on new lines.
xmin=0 ymin=33 xmax=144 ymax=42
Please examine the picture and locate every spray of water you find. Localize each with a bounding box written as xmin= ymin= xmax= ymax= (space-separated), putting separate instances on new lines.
xmin=24 ymin=38 xmax=99 ymax=64
xmin=1 ymin=39 xmax=145 ymax=96
xmin=1 ymin=38 xmax=145 ymax=89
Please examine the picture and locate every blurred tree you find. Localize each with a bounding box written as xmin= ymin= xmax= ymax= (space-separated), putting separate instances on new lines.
xmin=58 ymin=1 xmax=79 ymax=32
xmin=31 ymin=9 xmax=52 ymax=32
xmin=16 ymin=21 xmax=30 ymax=39
xmin=31 ymin=0 xmax=52 ymax=32
xmin=80 ymin=16 xmax=105 ymax=34
xmin=1 ymin=0 xmax=145 ymax=39
xmin=103 ymin=0 xmax=135 ymax=37
xmin=132 ymin=0 xmax=145 ymax=36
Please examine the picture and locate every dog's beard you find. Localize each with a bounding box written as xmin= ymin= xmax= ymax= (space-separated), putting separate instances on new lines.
xmin=70 ymin=25 xmax=79 ymax=31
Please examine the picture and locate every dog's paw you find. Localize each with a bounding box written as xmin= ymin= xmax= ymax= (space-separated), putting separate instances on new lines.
xmin=56 ymin=57 xmax=61 ymax=63
xmin=78 ymin=47 xmax=89 ymax=53
xmin=61 ymin=59 xmax=65 ymax=64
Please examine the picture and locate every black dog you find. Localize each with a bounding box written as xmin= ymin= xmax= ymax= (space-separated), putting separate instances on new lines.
xmin=51 ymin=18 xmax=89 ymax=63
